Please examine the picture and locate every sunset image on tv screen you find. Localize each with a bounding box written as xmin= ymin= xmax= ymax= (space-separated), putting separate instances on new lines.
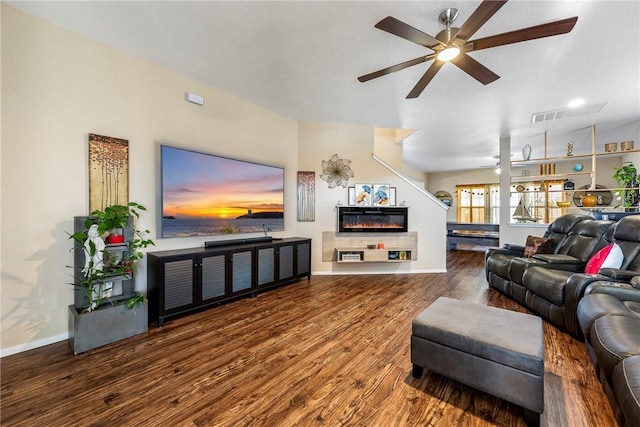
xmin=161 ymin=145 xmax=284 ymax=238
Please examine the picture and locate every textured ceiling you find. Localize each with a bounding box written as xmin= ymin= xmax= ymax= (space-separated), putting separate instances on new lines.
xmin=8 ymin=1 xmax=640 ymax=173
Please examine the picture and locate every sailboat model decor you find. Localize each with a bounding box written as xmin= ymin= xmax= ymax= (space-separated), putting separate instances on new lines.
xmin=513 ymin=199 xmax=538 ymax=223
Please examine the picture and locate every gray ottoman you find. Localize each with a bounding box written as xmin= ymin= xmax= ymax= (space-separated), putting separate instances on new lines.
xmin=411 ymin=297 xmax=544 ymax=426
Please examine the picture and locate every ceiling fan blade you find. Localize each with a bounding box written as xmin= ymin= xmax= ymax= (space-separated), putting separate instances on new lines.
xmin=375 ymin=16 xmax=444 ymax=49
xmin=452 ymin=0 xmax=508 ymax=45
xmin=406 ymin=61 xmax=444 ymax=99
xmin=467 ymin=16 xmax=578 ymax=51
xmin=451 ymin=53 xmax=500 ymax=85
xmin=358 ymin=54 xmax=436 ymax=82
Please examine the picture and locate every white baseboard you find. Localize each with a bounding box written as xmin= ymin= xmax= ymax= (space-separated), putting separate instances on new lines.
xmin=1 ymin=332 xmax=68 ymax=358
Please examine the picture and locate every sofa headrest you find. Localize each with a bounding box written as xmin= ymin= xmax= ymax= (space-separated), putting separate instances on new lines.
xmin=577 ymin=220 xmax=616 ymax=238
xmin=603 ymin=222 xmax=616 ymax=243
xmin=548 ymin=214 xmax=592 ymax=234
xmin=614 ymin=215 xmax=640 ymax=242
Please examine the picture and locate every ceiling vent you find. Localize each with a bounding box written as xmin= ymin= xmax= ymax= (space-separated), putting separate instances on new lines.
xmin=531 ymin=102 xmax=607 ymax=123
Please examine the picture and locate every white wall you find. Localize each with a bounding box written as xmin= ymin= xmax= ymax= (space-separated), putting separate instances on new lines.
xmin=297 ymin=122 xmax=447 ymax=274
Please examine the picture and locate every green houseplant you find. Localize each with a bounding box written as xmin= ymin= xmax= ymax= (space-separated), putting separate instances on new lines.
xmin=68 ymin=202 xmax=154 ymax=354
xmin=613 ymin=163 xmax=638 ymax=209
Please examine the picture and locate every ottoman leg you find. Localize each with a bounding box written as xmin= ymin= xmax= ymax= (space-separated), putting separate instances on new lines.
xmin=412 ymin=364 xmax=424 ymax=379
xmin=523 ymin=408 xmax=540 ymax=427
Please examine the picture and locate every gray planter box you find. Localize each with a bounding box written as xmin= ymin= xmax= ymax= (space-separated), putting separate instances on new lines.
xmin=68 ymin=303 xmax=148 ymax=354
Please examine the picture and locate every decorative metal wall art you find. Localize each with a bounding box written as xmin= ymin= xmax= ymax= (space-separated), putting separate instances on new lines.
xmin=319 ymin=154 xmax=353 ymax=188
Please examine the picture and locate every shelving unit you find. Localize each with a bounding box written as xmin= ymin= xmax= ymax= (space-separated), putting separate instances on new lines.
xmin=335 ymin=247 xmax=414 ymax=263
xmin=321 ymin=231 xmax=418 ymax=263
xmin=72 ymin=216 xmax=136 ymax=306
xmin=508 ymin=125 xmax=639 ymax=223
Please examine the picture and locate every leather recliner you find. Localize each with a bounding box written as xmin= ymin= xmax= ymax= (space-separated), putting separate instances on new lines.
xmin=486 ymin=214 xmax=640 ymax=338
xmin=485 ymin=214 xmax=591 ymax=293
xmin=576 ymin=277 xmax=640 ymax=426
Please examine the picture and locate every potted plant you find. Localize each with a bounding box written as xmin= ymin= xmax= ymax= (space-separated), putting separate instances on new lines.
xmin=67 ymin=202 xmax=154 ymax=354
xmin=90 ymin=202 xmax=149 ymax=243
xmin=613 ymin=163 xmax=638 ymax=210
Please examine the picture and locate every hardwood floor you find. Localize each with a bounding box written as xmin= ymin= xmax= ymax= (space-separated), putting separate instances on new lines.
xmin=1 ymin=250 xmax=616 ymax=426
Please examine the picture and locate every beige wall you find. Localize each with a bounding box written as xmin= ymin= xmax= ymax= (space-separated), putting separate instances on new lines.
xmin=298 ymin=122 xmax=447 ymax=275
xmin=1 ymin=5 xmax=448 ymax=356
xmin=1 ymin=5 xmax=302 ymax=355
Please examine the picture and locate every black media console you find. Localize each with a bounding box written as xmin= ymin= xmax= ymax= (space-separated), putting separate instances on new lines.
xmin=147 ymin=237 xmax=311 ymax=326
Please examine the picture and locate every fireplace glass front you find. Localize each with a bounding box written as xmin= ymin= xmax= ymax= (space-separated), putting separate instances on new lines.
xmin=338 ymin=207 xmax=408 ymax=232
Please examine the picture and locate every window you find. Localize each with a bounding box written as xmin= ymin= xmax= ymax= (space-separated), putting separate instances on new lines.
xmin=456 ymin=180 xmax=563 ymax=225
xmin=511 ymin=180 xmax=564 ymax=224
xmin=457 ymin=184 xmax=500 ymax=223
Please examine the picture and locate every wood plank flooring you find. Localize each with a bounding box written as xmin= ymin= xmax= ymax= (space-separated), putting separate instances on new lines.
xmin=1 ymin=250 xmax=616 ymax=426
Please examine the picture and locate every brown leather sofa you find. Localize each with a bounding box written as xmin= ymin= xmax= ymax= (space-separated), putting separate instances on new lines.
xmin=485 ymin=214 xmax=640 ymax=338
xmin=577 ymin=276 xmax=640 ymax=426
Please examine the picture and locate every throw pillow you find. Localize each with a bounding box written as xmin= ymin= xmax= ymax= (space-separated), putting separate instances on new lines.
xmin=585 ymin=243 xmax=624 ymax=274
xmin=523 ymin=235 xmax=555 ymax=258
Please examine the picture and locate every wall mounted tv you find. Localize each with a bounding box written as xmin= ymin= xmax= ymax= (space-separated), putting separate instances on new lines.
xmin=161 ymin=145 xmax=284 ymax=238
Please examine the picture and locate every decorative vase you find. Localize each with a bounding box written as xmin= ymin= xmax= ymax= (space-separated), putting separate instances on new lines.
xmin=581 ymin=195 xmax=598 ymax=207
xmin=522 ymin=144 xmax=532 ymax=161
xmin=107 ymin=234 xmax=125 ymax=244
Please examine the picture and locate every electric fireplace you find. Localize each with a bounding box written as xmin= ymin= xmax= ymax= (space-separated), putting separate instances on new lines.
xmin=338 ymin=207 xmax=408 ymax=233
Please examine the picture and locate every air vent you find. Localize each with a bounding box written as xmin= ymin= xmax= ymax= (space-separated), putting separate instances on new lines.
xmin=531 ymin=102 xmax=607 ymax=123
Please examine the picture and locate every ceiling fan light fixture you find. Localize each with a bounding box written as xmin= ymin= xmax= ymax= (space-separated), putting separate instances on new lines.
xmin=437 ymin=46 xmax=460 ymax=62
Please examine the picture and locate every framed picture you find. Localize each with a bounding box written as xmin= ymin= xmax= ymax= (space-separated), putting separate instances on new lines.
xmin=354 ymin=183 xmax=372 ymax=206
xmin=89 ymin=133 xmax=129 ymax=212
xmin=389 ymin=187 xmax=397 ymax=206
xmin=347 ymin=187 xmax=356 ymax=206
xmin=373 ymin=184 xmax=390 ymax=206
xmin=297 ymin=171 xmax=315 ymax=221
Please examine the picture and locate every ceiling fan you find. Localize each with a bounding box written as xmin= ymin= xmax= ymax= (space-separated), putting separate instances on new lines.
xmin=358 ymin=0 xmax=578 ymax=98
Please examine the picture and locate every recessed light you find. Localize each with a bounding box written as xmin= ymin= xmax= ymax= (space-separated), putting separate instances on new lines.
xmin=568 ymin=98 xmax=585 ymax=109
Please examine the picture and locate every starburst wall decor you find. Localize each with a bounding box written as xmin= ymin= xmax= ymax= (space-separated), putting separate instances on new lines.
xmin=319 ymin=154 xmax=354 ymax=189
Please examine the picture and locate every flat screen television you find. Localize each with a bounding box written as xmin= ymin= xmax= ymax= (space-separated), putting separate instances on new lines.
xmin=160 ymin=145 xmax=284 ymax=238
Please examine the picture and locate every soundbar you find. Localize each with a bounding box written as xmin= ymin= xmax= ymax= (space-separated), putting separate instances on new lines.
xmin=204 ymin=236 xmax=273 ymax=248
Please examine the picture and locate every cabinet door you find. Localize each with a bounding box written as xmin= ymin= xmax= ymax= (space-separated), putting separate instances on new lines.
xmin=200 ymin=253 xmax=227 ymax=302
xmin=296 ymin=241 xmax=311 ymax=279
xmin=257 ymin=247 xmax=275 ymax=288
xmin=277 ymin=244 xmax=294 ymax=282
xmin=162 ymin=257 xmax=195 ymax=314
xmin=231 ymin=249 xmax=253 ymax=294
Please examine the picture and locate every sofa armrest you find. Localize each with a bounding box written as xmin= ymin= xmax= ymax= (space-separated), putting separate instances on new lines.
xmin=528 ymin=254 xmax=586 ymax=273
xmin=532 ymin=254 xmax=583 ymax=264
xmin=503 ymin=244 xmax=525 ymax=253
xmin=487 ymin=246 xmax=524 ymax=258
xmin=563 ymin=272 xmax=612 ymax=338
xmin=587 ymin=281 xmax=640 ymax=303
xmin=598 ymin=268 xmax=640 ymax=281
